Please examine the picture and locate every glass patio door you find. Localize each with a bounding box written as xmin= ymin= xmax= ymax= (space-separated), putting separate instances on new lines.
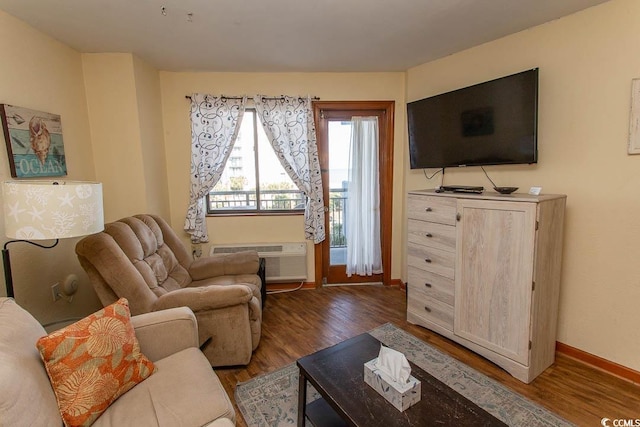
xmin=327 ymin=120 xmax=351 ymax=269
xmin=314 ymin=102 xmax=393 ymax=286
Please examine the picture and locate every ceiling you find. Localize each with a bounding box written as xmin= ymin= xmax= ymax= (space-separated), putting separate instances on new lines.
xmin=0 ymin=0 xmax=609 ymax=72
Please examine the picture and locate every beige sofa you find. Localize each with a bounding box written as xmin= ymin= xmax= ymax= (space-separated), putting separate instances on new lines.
xmin=0 ymin=297 xmax=236 ymax=427
xmin=75 ymin=214 xmax=262 ymax=367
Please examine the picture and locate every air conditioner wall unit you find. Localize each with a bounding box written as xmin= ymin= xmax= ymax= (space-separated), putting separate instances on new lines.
xmin=209 ymin=242 xmax=307 ymax=283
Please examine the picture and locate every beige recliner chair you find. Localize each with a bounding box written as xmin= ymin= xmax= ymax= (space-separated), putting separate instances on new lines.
xmin=75 ymin=214 xmax=261 ymax=367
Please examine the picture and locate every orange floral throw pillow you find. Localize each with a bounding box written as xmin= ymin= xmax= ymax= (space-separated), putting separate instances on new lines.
xmin=36 ymin=298 xmax=156 ymax=427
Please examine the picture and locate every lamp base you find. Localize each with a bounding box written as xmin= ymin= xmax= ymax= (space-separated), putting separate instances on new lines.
xmin=2 ymin=239 xmax=59 ymax=299
xmin=2 ymin=248 xmax=14 ymax=298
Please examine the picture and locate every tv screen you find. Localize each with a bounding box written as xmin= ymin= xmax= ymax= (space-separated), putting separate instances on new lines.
xmin=407 ymin=68 xmax=538 ymax=169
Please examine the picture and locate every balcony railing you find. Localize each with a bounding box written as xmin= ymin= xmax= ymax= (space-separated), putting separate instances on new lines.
xmin=208 ymin=188 xmax=348 ymax=248
xmin=208 ymin=189 xmax=306 ymax=211
xmin=328 ymin=189 xmax=347 ymax=248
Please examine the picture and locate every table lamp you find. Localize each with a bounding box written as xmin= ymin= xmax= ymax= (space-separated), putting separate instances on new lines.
xmin=2 ymin=180 xmax=104 ymax=298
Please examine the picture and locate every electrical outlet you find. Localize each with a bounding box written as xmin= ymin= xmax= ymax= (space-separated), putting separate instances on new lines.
xmin=192 ymin=245 xmax=202 ymax=259
xmin=51 ymin=283 xmax=61 ymax=302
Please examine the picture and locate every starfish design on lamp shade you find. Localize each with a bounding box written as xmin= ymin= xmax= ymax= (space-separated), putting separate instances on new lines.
xmin=7 ymin=201 xmax=25 ymax=222
xmin=58 ymin=193 xmax=75 ymax=208
xmin=27 ymin=206 xmax=45 ymax=222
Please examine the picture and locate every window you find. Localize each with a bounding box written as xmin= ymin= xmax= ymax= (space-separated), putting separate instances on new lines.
xmin=207 ymin=110 xmax=305 ymax=214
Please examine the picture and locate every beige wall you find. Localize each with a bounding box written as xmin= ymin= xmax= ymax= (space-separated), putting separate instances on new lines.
xmin=159 ymin=72 xmax=406 ymax=281
xmin=132 ymin=56 xmax=171 ymax=220
xmin=0 ymin=10 xmax=102 ymax=322
xmin=82 ymin=54 xmax=149 ymax=221
xmin=406 ymin=0 xmax=640 ymax=371
xmin=82 ymin=53 xmax=170 ymax=221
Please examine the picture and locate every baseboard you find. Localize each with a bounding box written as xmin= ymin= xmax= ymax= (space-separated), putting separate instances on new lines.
xmin=389 ymin=279 xmax=404 ymax=288
xmin=266 ymin=282 xmax=316 ymax=292
xmin=267 ymin=279 xmax=404 ymax=292
xmin=556 ymin=341 xmax=640 ymax=384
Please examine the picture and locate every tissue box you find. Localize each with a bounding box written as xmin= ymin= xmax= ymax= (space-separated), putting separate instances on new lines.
xmin=363 ymin=358 xmax=421 ymax=411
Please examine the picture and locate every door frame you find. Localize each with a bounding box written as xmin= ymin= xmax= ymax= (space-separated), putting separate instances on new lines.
xmin=312 ymin=101 xmax=395 ymax=287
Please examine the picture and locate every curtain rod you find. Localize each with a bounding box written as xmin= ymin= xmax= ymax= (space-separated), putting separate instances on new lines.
xmin=185 ymin=95 xmax=320 ymax=101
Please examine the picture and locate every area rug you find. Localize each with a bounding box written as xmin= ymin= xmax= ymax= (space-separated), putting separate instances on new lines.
xmin=235 ymin=323 xmax=574 ymax=427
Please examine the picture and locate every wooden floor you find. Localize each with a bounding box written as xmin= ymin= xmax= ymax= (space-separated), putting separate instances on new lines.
xmin=215 ymin=285 xmax=640 ymax=426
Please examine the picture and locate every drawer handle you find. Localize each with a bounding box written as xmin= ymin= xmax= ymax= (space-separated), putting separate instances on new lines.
xmin=425 ymin=233 xmax=433 ymax=238
xmin=424 ymin=283 xmax=432 ymax=288
xmin=424 ymin=306 xmax=432 ymax=313
xmin=424 ymin=258 xmax=432 ymax=263
xmin=425 ymin=207 xmax=433 ymax=212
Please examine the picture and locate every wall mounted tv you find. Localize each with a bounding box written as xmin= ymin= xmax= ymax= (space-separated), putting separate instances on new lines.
xmin=407 ymin=68 xmax=538 ymax=169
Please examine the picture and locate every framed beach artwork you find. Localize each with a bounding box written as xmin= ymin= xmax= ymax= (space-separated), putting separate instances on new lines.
xmin=0 ymin=104 xmax=67 ymax=177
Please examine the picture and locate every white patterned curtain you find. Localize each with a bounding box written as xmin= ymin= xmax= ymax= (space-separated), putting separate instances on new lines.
xmin=253 ymin=95 xmax=325 ymax=243
xmin=346 ymin=117 xmax=382 ymax=276
xmin=184 ymin=94 xmax=246 ymax=243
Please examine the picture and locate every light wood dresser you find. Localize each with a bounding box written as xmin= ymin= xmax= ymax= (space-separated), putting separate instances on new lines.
xmin=406 ymin=189 xmax=566 ymax=383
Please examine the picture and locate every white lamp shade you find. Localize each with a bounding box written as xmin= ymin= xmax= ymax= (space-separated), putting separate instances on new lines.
xmin=3 ymin=181 xmax=104 ymax=240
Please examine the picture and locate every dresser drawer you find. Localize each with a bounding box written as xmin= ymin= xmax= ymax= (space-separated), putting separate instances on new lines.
xmin=407 ymin=267 xmax=454 ymax=305
xmin=407 ymin=219 xmax=456 ymax=252
xmin=407 ymin=194 xmax=456 ymax=225
xmin=407 ymin=243 xmax=455 ymax=279
xmin=407 ymin=286 xmax=454 ymax=331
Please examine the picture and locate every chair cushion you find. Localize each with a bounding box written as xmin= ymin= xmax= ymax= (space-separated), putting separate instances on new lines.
xmin=195 ymin=273 xmax=262 ymax=301
xmin=36 ymin=298 xmax=156 ymax=427
xmin=0 ymin=298 xmax=61 ymax=426
xmin=93 ymin=347 xmax=235 ymax=427
xmin=104 ymin=218 xmax=191 ymax=296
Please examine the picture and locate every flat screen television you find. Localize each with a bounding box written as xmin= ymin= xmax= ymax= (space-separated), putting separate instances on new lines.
xmin=407 ymin=68 xmax=538 ymax=169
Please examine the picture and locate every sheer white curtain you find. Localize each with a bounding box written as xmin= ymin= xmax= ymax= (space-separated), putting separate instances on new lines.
xmin=253 ymin=95 xmax=325 ymax=243
xmin=346 ymin=117 xmax=382 ymax=277
xmin=184 ymin=94 xmax=246 ymax=243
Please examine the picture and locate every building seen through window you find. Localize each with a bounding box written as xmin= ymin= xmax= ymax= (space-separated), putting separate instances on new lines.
xmin=207 ymin=110 xmax=305 ymax=213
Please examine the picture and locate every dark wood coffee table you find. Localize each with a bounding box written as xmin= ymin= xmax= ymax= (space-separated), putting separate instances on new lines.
xmin=296 ymin=332 xmax=507 ymax=427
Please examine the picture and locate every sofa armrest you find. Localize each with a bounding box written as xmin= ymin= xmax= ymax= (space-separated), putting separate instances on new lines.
xmin=131 ymin=307 xmax=198 ymax=362
xmin=189 ymin=250 xmax=259 ymax=280
xmin=152 ymin=284 xmax=253 ymax=313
